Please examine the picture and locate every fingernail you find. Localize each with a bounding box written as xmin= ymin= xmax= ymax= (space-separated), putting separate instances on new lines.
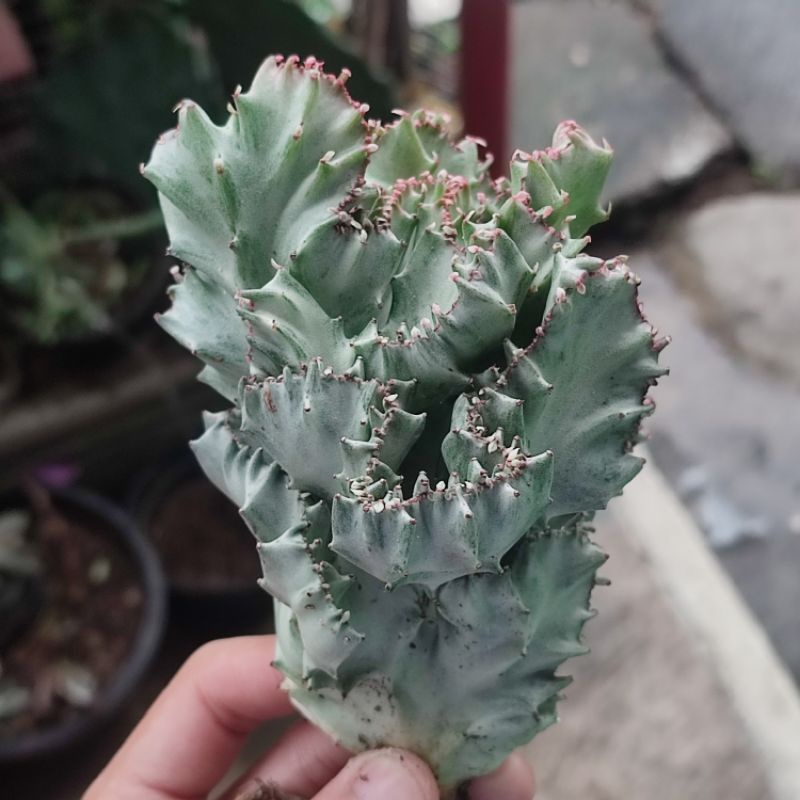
xmin=466 ymin=752 xmax=536 ymax=800
xmin=351 ymin=749 xmax=436 ymax=800
xmin=469 ymin=783 xmax=532 ymax=800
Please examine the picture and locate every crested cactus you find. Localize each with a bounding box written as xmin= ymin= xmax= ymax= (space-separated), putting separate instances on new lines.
xmin=143 ymin=55 xmax=667 ymax=789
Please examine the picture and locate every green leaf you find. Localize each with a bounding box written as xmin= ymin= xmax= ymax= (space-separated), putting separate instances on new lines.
xmin=239 ymin=269 xmax=356 ymax=376
xmin=191 ymin=410 xmax=305 ymax=541
xmin=331 ymin=450 xmax=553 ymax=588
xmin=143 ymin=55 xmax=368 ymax=290
xmin=288 ymin=220 xmax=403 ymax=338
xmin=497 ymin=265 xmax=665 ymax=517
xmin=285 ymin=525 xmax=605 ymax=787
xmin=158 ymin=268 xmax=250 ymax=401
xmin=510 ymin=121 xmax=613 ymax=238
xmin=239 ymin=361 xmax=425 ymax=499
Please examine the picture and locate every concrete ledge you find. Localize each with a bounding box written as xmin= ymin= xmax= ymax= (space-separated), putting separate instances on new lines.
xmin=615 ymin=456 xmax=800 ymax=800
xmin=530 ymin=457 xmax=800 ymax=799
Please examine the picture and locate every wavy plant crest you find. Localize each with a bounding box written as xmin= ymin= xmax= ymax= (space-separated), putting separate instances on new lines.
xmin=143 ymin=55 xmax=667 ymax=789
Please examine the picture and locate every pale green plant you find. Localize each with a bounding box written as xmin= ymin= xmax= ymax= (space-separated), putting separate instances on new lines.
xmin=143 ymin=55 xmax=667 ymax=788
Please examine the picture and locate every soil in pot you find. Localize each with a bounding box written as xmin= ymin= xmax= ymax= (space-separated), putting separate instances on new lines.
xmin=148 ymin=476 xmax=260 ymax=595
xmin=0 ymin=487 xmax=144 ymax=741
xmin=0 ymin=339 xmax=20 ymax=410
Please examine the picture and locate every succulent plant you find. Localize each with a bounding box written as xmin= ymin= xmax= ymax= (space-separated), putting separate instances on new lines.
xmin=0 ymin=188 xmax=163 ymax=344
xmin=143 ymin=55 xmax=667 ymax=789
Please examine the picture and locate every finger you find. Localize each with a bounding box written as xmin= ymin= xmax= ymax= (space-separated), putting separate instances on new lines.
xmin=467 ymin=750 xmax=536 ymax=800
xmin=311 ymin=748 xmax=439 ymax=800
xmin=223 ymin=720 xmax=351 ymax=799
xmin=0 ymin=4 xmax=35 ymax=81
xmin=86 ymin=635 xmax=294 ymax=800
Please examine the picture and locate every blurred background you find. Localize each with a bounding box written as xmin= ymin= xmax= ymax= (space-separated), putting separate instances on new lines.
xmin=0 ymin=1 xmax=798 ymax=797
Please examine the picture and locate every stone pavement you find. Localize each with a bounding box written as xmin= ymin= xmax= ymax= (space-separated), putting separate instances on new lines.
xmin=660 ymin=193 xmax=800 ymax=386
xmin=530 ymin=513 xmax=769 ymax=800
xmin=630 ymin=213 xmax=800 ymax=681
xmin=511 ymin=0 xmax=800 ymax=198
xmin=530 ymin=466 xmax=800 ymax=800
xmin=646 ymin=0 xmax=800 ymax=181
xmin=509 ymin=0 xmax=730 ymax=201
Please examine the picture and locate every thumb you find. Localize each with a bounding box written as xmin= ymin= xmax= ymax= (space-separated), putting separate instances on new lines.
xmin=313 ymin=748 xmax=439 ymax=800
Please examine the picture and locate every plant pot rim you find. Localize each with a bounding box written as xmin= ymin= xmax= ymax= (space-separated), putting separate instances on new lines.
xmin=0 ymin=485 xmax=167 ymax=763
xmin=128 ymin=450 xmax=263 ymax=601
xmin=0 ymin=339 xmax=21 ymax=409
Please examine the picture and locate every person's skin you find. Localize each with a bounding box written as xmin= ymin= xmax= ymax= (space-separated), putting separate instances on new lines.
xmin=0 ymin=2 xmax=35 ymax=82
xmin=86 ymin=636 xmax=535 ymax=800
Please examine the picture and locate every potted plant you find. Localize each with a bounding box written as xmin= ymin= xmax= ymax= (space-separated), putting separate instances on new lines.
xmin=128 ymin=450 xmax=264 ymax=628
xmin=142 ymin=56 xmax=667 ymax=794
xmin=0 ymin=482 xmax=165 ymax=762
xmin=0 ymin=186 xmax=166 ymax=346
xmin=0 ymin=3 xmax=227 ymax=349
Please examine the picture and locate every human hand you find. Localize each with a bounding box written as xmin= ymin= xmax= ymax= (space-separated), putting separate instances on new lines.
xmin=86 ymin=635 xmax=535 ymax=800
xmin=0 ymin=3 xmax=34 ymax=82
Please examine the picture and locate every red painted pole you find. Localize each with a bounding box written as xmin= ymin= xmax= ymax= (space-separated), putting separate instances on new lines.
xmin=460 ymin=0 xmax=510 ymax=176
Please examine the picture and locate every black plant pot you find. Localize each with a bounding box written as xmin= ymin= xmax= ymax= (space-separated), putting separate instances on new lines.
xmin=128 ymin=452 xmax=267 ymax=632
xmin=0 ymin=486 xmax=166 ymax=763
xmin=0 ymin=339 xmax=21 ymax=410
